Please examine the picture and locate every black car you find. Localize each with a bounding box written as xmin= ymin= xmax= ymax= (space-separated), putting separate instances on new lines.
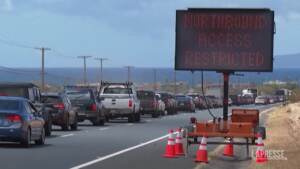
xmin=42 ymin=93 xmax=78 ymax=131
xmin=175 ymin=95 xmax=196 ymax=112
xmin=65 ymin=88 xmax=105 ymax=126
xmin=0 ymin=96 xmax=45 ymax=147
xmin=0 ymin=83 xmax=52 ymax=136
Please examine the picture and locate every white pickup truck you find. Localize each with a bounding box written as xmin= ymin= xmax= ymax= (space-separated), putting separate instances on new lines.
xmin=99 ymin=82 xmax=140 ymax=122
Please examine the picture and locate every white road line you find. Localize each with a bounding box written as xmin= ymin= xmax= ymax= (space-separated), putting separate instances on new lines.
xmin=70 ymin=134 xmax=169 ymax=169
xmin=126 ymin=123 xmax=134 ymax=126
xmin=98 ymin=127 xmax=109 ymax=131
xmin=60 ymin=134 xmax=75 ymax=138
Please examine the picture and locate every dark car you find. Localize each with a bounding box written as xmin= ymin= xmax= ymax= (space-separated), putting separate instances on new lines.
xmin=206 ymin=95 xmax=222 ymax=108
xmin=0 ymin=97 xmax=45 ymax=147
xmin=175 ymin=95 xmax=196 ymax=112
xmin=158 ymin=92 xmax=177 ymax=115
xmin=0 ymin=83 xmax=52 ymax=136
xmin=41 ymin=93 xmax=78 ymax=131
xmin=65 ymin=89 xmax=105 ymax=126
xmin=187 ymin=94 xmax=201 ymax=109
xmin=137 ymin=90 xmax=159 ymax=118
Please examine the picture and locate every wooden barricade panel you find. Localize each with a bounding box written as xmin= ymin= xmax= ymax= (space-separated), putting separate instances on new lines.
xmin=231 ymin=109 xmax=259 ymax=127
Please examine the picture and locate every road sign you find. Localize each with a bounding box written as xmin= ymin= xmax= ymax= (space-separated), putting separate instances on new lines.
xmin=175 ymin=8 xmax=275 ymax=72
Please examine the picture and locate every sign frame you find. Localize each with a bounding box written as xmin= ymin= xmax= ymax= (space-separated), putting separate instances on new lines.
xmin=175 ymin=8 xmax=275 ymax=72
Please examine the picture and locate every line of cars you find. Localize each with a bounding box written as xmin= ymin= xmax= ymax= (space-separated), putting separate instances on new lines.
xmin=0 ymin=82 xmax=280 ymax=147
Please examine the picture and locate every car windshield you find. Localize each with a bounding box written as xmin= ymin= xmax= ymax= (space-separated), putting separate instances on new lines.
xmin=67 ymin=91 xmax=91 ymax=100
xmin=103 ymin=87 xmax=132 ymax=94
xmin=137 ymin=91 xmax=154 ymax=99
xmin=176 ymin=96 xmax=188 ymax=101
xmin=41 ymin=96 xmax=62 ymax=104
xmin=0 ymin=100 xmax=20 ymax=111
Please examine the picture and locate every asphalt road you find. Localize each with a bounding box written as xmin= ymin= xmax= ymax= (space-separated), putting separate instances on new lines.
xmin=0 ymin=104 xmax=276 ymax=169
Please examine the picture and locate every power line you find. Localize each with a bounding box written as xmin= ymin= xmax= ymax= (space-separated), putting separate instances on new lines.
xmin=0 ymin=35 xmax=36 ymax=49
xmin=51 ymin=49 xmax=77 ymax=60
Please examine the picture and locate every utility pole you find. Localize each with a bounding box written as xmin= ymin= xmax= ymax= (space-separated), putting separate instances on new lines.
xmin=153 ymin=69 xmax=157 ymax=91
xmin=124 ymin=66 xmax=133 ymax=82
xmin=35 ymin=47 xmax=51 ymax=92
xmin=94 ymin=57 xmax=108 ymax=84
xmin=174 ymin=70 xmax=177 ymax=94
xmin=191 ymin=71 xmax=195 ymax=91
xmin=78 ymin=56 xmax=92 ymax=85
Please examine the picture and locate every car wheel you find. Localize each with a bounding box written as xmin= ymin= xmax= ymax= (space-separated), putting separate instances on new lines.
xmin=151 ymin=111 xmax=159 ymax=118
xmin=134 ymin=113 xmax=141 ymax=122
xmin=70 ymin=115 xmax=78 ymax=131
xmin=45 ymin=117 xmax=52 ymax=136
xmin=62 ymin=115 xmax=69 ymax=131
xmin=172 ymin=108 xmax=178 ymax=114
xmin=256 ymin=126 xmax=266 ymax=139
xmin=92 ymin=114 xmax=105 ymax=126
xmin=21 ymin=128 xmax=31 ymax=148
xmin=35 ymin=128 xmax=45 ymax=145
xmin=128 ymin=114 xmax=135 ymax=123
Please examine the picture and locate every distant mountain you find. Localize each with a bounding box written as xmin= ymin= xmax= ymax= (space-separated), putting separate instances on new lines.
xmin=275 ymin=53 xmax=300 ymax=68
xmin=1 ymin=67 xmax=300 ymax=86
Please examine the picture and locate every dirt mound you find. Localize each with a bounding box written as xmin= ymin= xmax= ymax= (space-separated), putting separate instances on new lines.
xmin=249 ymin=104 xmax=300 ymax=169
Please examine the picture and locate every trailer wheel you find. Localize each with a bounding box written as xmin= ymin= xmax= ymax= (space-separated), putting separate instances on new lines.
xmin=256 ymin=126 xmax=266 ymax=140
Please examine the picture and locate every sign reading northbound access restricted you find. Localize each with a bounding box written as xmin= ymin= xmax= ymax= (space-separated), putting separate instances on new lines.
xmin=175 ymin=8 xmax=274 ymax=72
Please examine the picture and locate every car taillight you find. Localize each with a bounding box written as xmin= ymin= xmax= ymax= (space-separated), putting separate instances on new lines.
xmin=90 ymin=104 xmax=97 ymax=111
xmin=54 ymin=103 xmax=65 ymax=110
xmin=6 ymin=115 xmax=22 ymax=123
xmin=128 ymin=100 xmax=133 ymax=108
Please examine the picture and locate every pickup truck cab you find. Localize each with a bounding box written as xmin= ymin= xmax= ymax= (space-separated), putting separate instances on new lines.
xmin=99 ymin=82 xmax=140 ymax=123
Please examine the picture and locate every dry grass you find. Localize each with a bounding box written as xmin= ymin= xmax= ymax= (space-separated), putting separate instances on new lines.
xmin=249 ymin=104 xmax=300 ymax=169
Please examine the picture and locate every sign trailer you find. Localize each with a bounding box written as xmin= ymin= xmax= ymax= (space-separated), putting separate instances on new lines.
xmin=175 ymin=8 xmax=275 ymax=158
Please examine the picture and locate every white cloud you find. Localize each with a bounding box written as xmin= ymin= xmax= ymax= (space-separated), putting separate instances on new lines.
xmin=288 ymin=11 xmax=300 ymax=21
xmin=1 ymin=0 xmax=13 ymax=11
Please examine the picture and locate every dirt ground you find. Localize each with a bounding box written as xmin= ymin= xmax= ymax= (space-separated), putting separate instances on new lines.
xmin=249 ymin=103 xmax=300 ymax=169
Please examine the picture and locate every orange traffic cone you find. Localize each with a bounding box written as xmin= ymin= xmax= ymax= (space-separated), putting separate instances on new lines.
xmin=175 ymin=128 xmax=185 ymax=156
xmin=256 ymin=133 xmax=268 ymax=163
xmin=195 ymin=136 xmax=208 ymax=163
xmin=163 ymin=130 xmax=177 ymax=158
xmin=223 ymin=138 xmax=234 ymax=157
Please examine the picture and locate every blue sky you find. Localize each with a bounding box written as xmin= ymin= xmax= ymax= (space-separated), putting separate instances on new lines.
xmin=0 ymin=0 xmax=299 ymax=68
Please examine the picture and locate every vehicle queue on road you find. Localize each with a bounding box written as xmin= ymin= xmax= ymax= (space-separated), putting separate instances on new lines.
xmin=0 ymin=82 xmax=282 ymax=147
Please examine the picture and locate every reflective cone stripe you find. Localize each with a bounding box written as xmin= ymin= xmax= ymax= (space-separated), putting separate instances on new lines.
xmin=168 ymin=138 xmax=175 ymax=145
xmin=175 ymin=137 xmax=182 ymax=143
xmin=199 ymin=143 xmax=207 ymax=150
xmin=175 ymin=128 xmax=185 ymax=156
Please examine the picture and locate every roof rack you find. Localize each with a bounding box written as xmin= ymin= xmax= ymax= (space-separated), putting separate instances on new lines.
xmin=100 ymin=81 xmax=133 ymax=86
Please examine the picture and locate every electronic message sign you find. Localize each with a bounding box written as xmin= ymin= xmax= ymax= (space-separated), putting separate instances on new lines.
xmin=175 ymin=8 xmax=274 ymax=72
